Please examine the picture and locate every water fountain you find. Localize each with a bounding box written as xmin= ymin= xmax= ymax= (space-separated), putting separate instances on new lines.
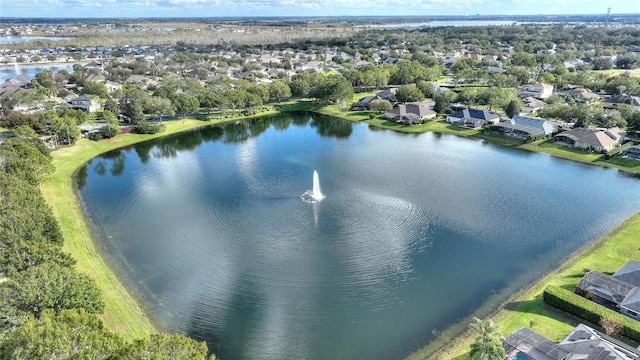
xmin=300 ymin=170 xmax=325 ymax=203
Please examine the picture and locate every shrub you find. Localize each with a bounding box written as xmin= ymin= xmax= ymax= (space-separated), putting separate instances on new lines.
xmin=543 ymin=285 xmax=640 ymax=342
xmin=134 ymin=122 xmax=167 ymax=134
xmin=87 ymin=132 xmax=104 ymax=141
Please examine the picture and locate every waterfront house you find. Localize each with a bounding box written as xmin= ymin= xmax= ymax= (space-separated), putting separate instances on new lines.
xmin=576 ymin=260 xmax=640 ymax=321
xmin=490 ymin=116 xmax=557 ymax=140
xmin=385 ymin=103 xmax=436 ymax=124
xmin=554 ymin=127 xmax=625 ymax=153
xmin=446 ymin=108 xmax=500 ymax=129
xmin=504 ymin=323 xmax=640 ymax=360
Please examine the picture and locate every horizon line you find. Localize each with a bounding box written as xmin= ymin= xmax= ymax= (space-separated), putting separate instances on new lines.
xmin=1 ymin=13 xmax=640 ymax=20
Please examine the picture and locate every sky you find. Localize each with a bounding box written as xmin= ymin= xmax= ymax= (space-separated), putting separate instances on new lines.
xmin=1 ymin=0 xmax=640 ymax=18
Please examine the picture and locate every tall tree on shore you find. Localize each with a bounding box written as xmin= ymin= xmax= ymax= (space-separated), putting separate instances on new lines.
xmin=469 ymin=317 xmax=505 ymax=360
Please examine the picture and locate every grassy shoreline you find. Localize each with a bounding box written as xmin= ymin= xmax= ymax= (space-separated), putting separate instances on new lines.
xmin=40 ymin=104 xmax=640 ymax=355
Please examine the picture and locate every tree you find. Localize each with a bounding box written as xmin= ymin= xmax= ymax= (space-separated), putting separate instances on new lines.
xmin=199 ymin=91 xmax=222 ymax=113
xmin=116 ymin=334 xmax=214 ymax=360
xmin=120 ymin=88 xmax=150 ymax=123
xmin=149 ymin=97 xmax=175 ymax=121
xmin=505 ymin=99 xmax=522 ymax=118
xmin=82 ymin=81 xmax=108 ymax=98
xmin=100 ymin=110 xmax=122 ymax=138
xmin=591 ymin=57 xmax=614 ymax=70
xmin=170 ymin=93 xmax=199 ymax=117
xmin=391 ymin=60 xmax=426 ymax=85
xmin=395 ymin=85 xmax=424 ymax=103
xmin=1 ymin=262 xmax=104 ymax=318
xmin=507 ymin=67 xmax=531 ymax=85
xmin=0 ymin=310 xmax=124 ymax=360
xmin=0 ymin=141 xmax=54 ymax=185
xmin=310 ymin=73 xmax=354 ymax=109
xmin=269 ymin=80 xmax=292 ymax=102
xmin=104 ymin=98 xmax=120 ymax=117
xmin=290 ymin=78 xmax=311 ymax=97
xmin=0 ymin=172 xmax=62 ymax=248
xmin=433 ymin=91 xmax=458 ymax=113
xmin=615 ymin=54 xmax=640 ymax=70
xmin=369 ymin=99 xmax=392 ymax=113
xmin=469 ymin=317 xmax=505 ymax=360
xmin=37 ymin=111 xmax=81 ymax=146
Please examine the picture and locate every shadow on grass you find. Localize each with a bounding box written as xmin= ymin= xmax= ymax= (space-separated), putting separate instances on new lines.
xmin=275 ymin=101 xmax=322 ymax=112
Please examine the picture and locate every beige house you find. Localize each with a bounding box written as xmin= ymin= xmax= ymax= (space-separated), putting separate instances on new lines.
xmin=554 ymin=127 xmax=625 ymax=153
xmin=517 ymin=83 xmax=554 ymax=99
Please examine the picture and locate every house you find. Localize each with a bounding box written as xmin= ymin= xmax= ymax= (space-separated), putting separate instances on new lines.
xmin=83 ymin=61 xmax=104 ymax=71
xmin=125 ymin=74 xmax=146 ymax=84
xmin=65 ymin=94 xmax=100 ymax=112
xmin=554 ymin=127 xmax=625 ymax=153
xmin=516 ymin=83 xmax=554 ymax=99
xmin=521 ymin=97 xmax=546 ymax=114
xmin=563 ymin=90 xmax=601 ymax=102
xmin=430 ymin=82 xmax=450 ymax=95
xmin=354 ymin=90 xmax=397 ymax=110
xmin=446 ymin=108 xmax=501 ymax=129
xmin=576 ymin=260 xmax=640 ymax=321
xmin=354 ymin=95 xmax=387 ymax=110
xmin=504 ymin=324 xmax=640 ymax=360
xmin=602 ymin=94 xmax=640 ymax=109
xmin=385 ymin=103 xmax=436 ymax=124
xmin=491 ymin=116 xmax=558 ymax=140
xmin=376 ymin=88 xmax=398 ymax=102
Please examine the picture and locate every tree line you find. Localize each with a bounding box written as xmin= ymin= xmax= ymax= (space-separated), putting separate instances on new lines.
xmin=0 ymin=128 xmax=215 ymax=359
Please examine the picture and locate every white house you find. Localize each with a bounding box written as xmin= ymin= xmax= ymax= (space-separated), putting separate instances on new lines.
xmin=65 ymin=94 xmax=100 ymax=112
xmin=517 ymin=83 xmax=554 ymax=99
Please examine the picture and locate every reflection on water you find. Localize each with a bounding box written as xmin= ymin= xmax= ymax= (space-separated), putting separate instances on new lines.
xmin=80 ymin=114 xmax=352 ymax=184
xmin=76 ymin=113 xmax=640 ymax=360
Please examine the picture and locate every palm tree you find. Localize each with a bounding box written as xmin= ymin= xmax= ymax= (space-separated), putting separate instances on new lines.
xmin=469 ymin=317 xmax=505 ymax=360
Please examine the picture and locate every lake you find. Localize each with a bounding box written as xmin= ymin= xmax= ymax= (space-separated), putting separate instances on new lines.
xmin=0 ymin=36 xmax=72 ymax=44
xmin=76 ymin=113 xmax=640 ymax=360
xmin=363 ymin=20 xmax=521 ymax=28
xmin=0 ymin=64 xmax=75 ymax=83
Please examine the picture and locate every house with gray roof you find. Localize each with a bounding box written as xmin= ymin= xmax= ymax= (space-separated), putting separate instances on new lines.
xmin=490 ymin=116 xmax=557 ymax=140
xmin=576 ymin=260 xmax=640 ymax=321
xmin=385 ymin=103 xmax=436 ymax=125
xmin=446 ymin=108 xmax=500 ymax=129
xmin=504 ymin=324 xmax=640 ymax=360
xmin=554 ymin=127 xmax=625 ymax=153
xmin=602 ymin=94 xmax=640 ymax=109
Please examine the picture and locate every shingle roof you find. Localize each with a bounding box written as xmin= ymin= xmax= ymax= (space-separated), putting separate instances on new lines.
xmin=614 ymin=260 xmax=640 ymax=286
xmin=449 ymin=108 xmax=499 ymax=121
